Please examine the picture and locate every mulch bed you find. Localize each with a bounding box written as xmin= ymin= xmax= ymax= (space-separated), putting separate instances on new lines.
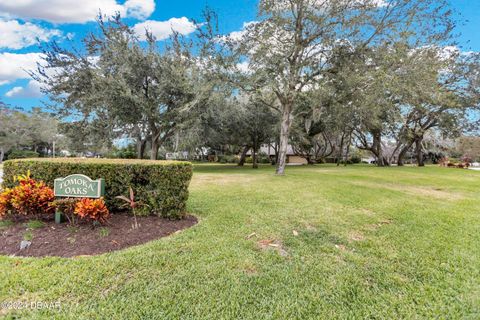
xmin=0 ymin=214 xmax=197 ymax=258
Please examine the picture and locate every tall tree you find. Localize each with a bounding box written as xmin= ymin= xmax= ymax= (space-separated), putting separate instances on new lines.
xmin=35 ymin=15 xmax=208 ymax=160
xmin=203 ymin=0 xmax=455 ymax=174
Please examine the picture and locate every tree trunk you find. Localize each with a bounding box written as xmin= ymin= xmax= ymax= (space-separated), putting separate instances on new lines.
xmin=306 ymin=155 xmax=314 ymax=165
xmin=252 ymin=130 xmax=258 ymax=169
xmin=275 ymin=105 xmax=293 ymax=175
xmin=383 ymin=157 xmax=390 ymax=166
xmin=252 ymin=147 xmax=258 ymax=169
xmin=238 ymin=145 xmax=250 ymax=166
xmin=336 ymin=134 xmax=345 ymax=167
xmin=415 ymin=136 xmax=424 ymax=167
xmin=397 ymin=141 xmax=414 ymax=166
xmin=377 ymin=151 xmax=384 ymax=166
xmin=373 ymin=131 xmax=385 ymax=167
xmin=0 ymin=147 xmax=4 ymax=164
xmin=151 ymin=136 xmax=159 ymax=160
xmin=343 ymin=138 xmax=351 ymax=167
xmin=136 ymin=138 xmax=147 ymax=159
xmin=272 ymin=142 xmax=279 ymax=165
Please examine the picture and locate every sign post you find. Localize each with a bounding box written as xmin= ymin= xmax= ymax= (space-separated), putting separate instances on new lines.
xmin=54 ymin=174 xmax=105 ymax=223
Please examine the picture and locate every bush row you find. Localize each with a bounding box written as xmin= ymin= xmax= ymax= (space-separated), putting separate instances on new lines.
xmin=2 ymin=159 xmax=193 ymax=219
xmin=7 ymin=150 xmax=40 ymax=160
xmin=216 ymin=153 xmax=272 ymax=164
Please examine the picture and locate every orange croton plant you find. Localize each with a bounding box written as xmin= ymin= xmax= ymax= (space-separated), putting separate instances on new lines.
xmin=74 ymin=198 xmax=110 ymax=224
xmin=0 ymin=171 xmax=55 ymax=218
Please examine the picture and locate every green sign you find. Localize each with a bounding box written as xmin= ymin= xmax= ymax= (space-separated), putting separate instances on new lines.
xmin=54 ymin=174 xmax=105 ymax=198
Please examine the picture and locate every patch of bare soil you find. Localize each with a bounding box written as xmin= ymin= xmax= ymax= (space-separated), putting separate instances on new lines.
xmin=365 ymin=219 xmax=393 ymax=231
xmin=348 ymin=231 xmax=365 ymax=242
xmin=351 ymin=181 xmax=464 ymax=200
xmin=0 ymin=214 xmax=197 ymax=258
xmin=257 ymin=239 xmax=288 ymax=256
xmin=190 ymin=174 xmax=260 ymax=187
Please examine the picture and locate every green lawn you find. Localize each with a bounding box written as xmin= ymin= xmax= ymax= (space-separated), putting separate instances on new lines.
xmin=1 ymin=164 xmax=480 ymax=319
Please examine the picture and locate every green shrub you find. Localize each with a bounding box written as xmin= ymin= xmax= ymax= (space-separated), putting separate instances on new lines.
xmin=2 ymin=159 xmax=193 ymax=219
xmin=217 ymin=155 xmax=238 ymax=164
xmin=226 ymin=155 xmax=238 ymax=163
xmin=7 ymin=150 xmax=39 ymax=160
xmin=338 ymin=159 xmax=353 ymax=165
xmin=105 ymin=145 xmax=137 ymax=159
xmin=350 ymin=155 xmax=362 ymax=164
xmin=258 ymin=152 xmax=271 ymax=164
xmin=243 ymin=153 xmax=270 ymax=164
xmin=218 ymin=156 xmax=227 ymax=164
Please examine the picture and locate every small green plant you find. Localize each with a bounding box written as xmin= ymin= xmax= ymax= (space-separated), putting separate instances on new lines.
xmin=23 ymin=230 xmax=33 ymax=241
xmin=52 ymin=198 xmax=78 ymax=225
xmin=0 ymin=220 xmax=13 ymax=229
xmin=116 ymin=187 xmax=142 ymax=229
xmin=98 ymin=227 xmax=110 ymax=237
xmin=67 ymin=225 xmax=78 ymax=234
xmin=25 ymin=220 xmax=44 ymax=229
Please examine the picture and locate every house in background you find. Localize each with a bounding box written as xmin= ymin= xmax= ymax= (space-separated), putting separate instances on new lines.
xmin=246 ymin=144 xmax=308 ymax=165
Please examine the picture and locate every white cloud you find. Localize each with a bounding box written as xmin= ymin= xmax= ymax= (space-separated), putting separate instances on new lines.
xmin=0 ymin=52 xmax=44 ymax=85
xmin=227 ymin=21 xmax=257 ymax=42
xmin=133 ymin=17 xmax=197 ymax=41
xmin=5 ymin=80 xmax=42 ymax=98
xmin=0 ymin=0 xmax=155 ymax=24
xmin=124 ymin=0 xmax=155 ymax=20
xmin=0 ymin=19 xmax=61 ymax=49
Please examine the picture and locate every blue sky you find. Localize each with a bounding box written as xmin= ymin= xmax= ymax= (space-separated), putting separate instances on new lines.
xmin=0 ymin=0 xmax=478 ymax=111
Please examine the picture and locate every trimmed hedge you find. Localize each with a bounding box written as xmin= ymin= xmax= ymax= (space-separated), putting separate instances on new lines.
xmin=2 ymin=158 xmax=193 ymax=219
xmin=7 ymin=150 xmax=39 ymax=160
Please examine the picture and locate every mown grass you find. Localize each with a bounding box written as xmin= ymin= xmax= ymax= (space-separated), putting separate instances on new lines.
xmin=1 ymin=164 xmax=479 ymax=319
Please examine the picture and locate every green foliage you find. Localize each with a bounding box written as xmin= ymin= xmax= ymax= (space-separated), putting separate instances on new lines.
xmin=105 ymin=145 xmax=137 ymax=159
xmin=52 ymin=198 xmax=78 ymax=225
xmin=35 ymin=15 xmax=209 ymax=160
xmin=25 ymin=220 xmax=44 ymax=229
xmin=116 ymin=187 xmax=141 ymax=228
xmin=3 ymin=159 xmax=193 ymax=219
xmin=350 ymin=155 xmax=362 ymax=164
xmin=338 ymin=159 xmax=353 ymax=165
xmin=0 ymin=219 xmax=13 ymax=229
xmin=258 ymin=152 xmax=271 ymax=164
xmin=23 ymin=230 xmax=33 ymax=241
xmin=98 ymin=227 xmax=110 ymax=237
xmin=245 ymin=153 xmax=271 ymax=164
xmin=0 ymin=106 xmax=64 ymax=161
xmin=217 ymin=155 xmax=238 ymax=164
xmin=7 ymin=150 xmax=40 ymax=160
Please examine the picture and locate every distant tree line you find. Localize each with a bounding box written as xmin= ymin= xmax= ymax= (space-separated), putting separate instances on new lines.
xmin=18 ymin=0 xmax=480 ymax=172
xmin=0 ymin=104 xmax=67 ymax=162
